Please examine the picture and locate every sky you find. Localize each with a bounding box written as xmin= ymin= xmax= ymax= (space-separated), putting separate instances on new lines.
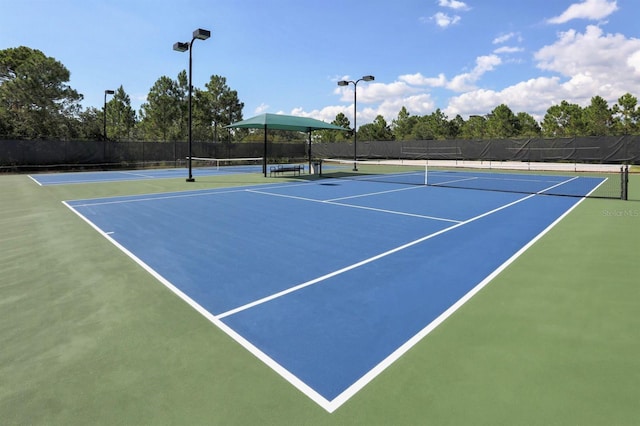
xmin=2 ymin=0 xmax=640 ymax=127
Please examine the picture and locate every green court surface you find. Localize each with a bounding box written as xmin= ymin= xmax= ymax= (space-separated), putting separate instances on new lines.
xmin=1 ymin=171 xmax=639 ymax=425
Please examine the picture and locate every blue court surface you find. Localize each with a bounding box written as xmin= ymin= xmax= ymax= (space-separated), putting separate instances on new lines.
xmin=63 ymin=175 xmax=598 ymax=412
xmin=30 ymin=162 xmax=263 ymax=185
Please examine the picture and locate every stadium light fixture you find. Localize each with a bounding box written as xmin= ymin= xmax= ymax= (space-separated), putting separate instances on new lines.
xmin=337 ymin=75 xmax=375 ymax=171
xmin=172 ymin=42 xmax=189 ymax=52
xmin=173 ymin=28 xmax=211 ymax=182
xmin=103 ymin=89 xmax=115 ymax=142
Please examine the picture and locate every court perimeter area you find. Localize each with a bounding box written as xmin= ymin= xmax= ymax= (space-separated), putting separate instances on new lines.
xmin=2 ymin=168 xmax=640 ymax=425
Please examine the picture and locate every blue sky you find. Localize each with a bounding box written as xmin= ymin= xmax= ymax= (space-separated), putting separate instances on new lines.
xmin=2 ymin=0 xmax=639 ymax=126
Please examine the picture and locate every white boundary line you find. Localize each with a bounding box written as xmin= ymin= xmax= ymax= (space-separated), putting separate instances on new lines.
xmin=27 ymin=175 xmax=43 ymax=186
xmin=62 ymin=175 xmax=586 ymax=413
xmin=62 ymin=200 xmax=334 ymax=411
xmin=328 ymin=189 xmax=591 ymax=411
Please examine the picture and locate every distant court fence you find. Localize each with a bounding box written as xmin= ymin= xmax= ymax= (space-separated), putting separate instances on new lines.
xmin=0 ymin=140 xmax=305 ymax=171
xmin=1 ymin=136 xmax=639 ymax=171
xmin=313 ymin=136 xmax=640 ymax=164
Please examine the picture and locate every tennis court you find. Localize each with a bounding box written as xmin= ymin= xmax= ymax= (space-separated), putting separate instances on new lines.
xmin=30 ymin=157 xmax=264 ymax=186
xmin=2 ymin=164 xmax=639 ymax=424
xmin=63 ymin=170 xmax=599 ymax=412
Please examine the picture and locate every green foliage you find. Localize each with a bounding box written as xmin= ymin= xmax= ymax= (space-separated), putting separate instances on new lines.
xmin=486 ymin=104 xmax=520 ymax=138
xmin=4 ymin=46 xmax=640 ymax=142
xmin=139 ymin=74 xmax=186 ymax=141
xmin=358 ymin=115 xmax=394 ymax=141
xmin=192 ymin=75 xmax=244 ymax=142
xmin=612 ymin=92 xmax=639 ymax=135
xmin=106 ymin=86 xmax=137 ymax=141
xmin=0 ymin=46 xmax=83 ymax=139
xmin=317 ymin=112 xmax=351 ymax=142
xmin=391 ymin=107 xmax=417 ymax=140
xmin=541 ymin=100 xmax=586 ymax=137
xmin=516 ymin=112 xmax=542 ymax=137
xmin=583 ymin=95 xmax=614 ymax=136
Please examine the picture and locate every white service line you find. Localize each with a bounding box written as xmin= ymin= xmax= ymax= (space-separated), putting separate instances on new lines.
xmin=247 ymin=187 xmax=461 ymax=223
xmin=216 ymin=191 xmax=539 ymax=320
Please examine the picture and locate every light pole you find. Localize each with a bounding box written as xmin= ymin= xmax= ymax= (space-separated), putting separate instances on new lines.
xmin=337 ymin=75 xmax=374 ymax=171
xmin=103 ymin=89 xmax=115 ymax=141
xmin=174 ymin=28 xmax=211 ymax=182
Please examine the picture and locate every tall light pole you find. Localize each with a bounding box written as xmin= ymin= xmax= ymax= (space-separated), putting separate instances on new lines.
xmin=103 ymin=89 xmax=115 ymax=141
xmin=337 ymin=75 xmax=374 ymax=171
xmin=174 ymin=28 xmax=211 ymax=182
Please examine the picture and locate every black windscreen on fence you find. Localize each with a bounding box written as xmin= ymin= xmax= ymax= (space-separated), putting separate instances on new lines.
xmin=1 ymin=136 xmax=638 ymax=169
xmin=0 ymin=140 xmax=305 ymax=169
xmin=314 ymin=136 xmax=640 ymax=164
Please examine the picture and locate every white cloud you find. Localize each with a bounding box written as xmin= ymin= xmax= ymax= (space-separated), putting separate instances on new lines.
xmin=399 ymin=72 xmax=447 ymax=87
xmin=398 ymin=55 xmax=501 ymax=93
xmin=446 ymin=25 xmax=640 ymax=120
xmin=535 ymin=25 xmax=640 ymax=81
xmin=336 ymin=81 xmax=417 ymax=104
xmin=493 ymin=32 xmax=518 ymax=44
xmin=297 ymin=21 xmax=640 ymax=128
xmin=547 ymin=0 xmax=618 ymax=24
xmin=430 ymin=12 xmax=461 ymax=28
xmin=438 ymin=0 xmax=470 ymax=11
xmin=447 ymin=54 xmax=502 ymax=92
xmin=627 ymin=50 xmax=640 ymax=75
xmin=445 ymin=77 xmax=563 ymax=120
xmin=254 ymin=103 xmax=269 ymax=114
xmin=493 ymin=46 xmax=524 ymax=54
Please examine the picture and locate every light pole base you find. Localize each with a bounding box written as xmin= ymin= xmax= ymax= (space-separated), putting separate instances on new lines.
xmin=186 ymin=178 xmax=195 ymax=182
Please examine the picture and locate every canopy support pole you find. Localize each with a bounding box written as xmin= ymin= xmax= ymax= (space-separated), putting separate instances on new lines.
xmin=263 ymin=124 xmax=267 ymax=177
xmin=307 ymin=129 xmax=312 ymax=174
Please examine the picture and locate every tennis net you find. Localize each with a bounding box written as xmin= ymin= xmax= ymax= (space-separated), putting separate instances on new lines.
xmin=318 ymin=159 xmax=628 ymax=199
xmin=188 ymin=157 xmax=263 ymax=173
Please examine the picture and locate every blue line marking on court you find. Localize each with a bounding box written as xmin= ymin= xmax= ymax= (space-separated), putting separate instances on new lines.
xmin=64 ymin=176 xmax=598 ymax=411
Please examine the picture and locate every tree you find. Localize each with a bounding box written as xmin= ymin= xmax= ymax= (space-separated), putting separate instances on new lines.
xmin=486 ymin=104 xmax=520 ymax=138
xmin=612 ymin=92 xmax=639 ymax=135
xmin=77 ymin=107 xmax=103 ymax=140
xmin=583 ymin=95 xmax=613 ymax=136
xmin=193 ymin=75 xmax=244 ymax=142
xmin=139 ymin=74 xmax=185 ymax=141
xmin=448 ymin=115 xmax=464 ymax=139
xmin=391 ymin=106 xmax=417 ymax=141
xmin=105 ymin=85 xmax=136 ymax=141
xmin=358 ymin=115 xmax=394 ymax=141
xmin=0 ymin=46 xmax=83 ymax=139
xmin=516 ymin=112 xmax=541 ymax=137
xmin=318 ymin=112 xmax=351 ymax=142
xmin=411 ymin=109 xmax=450 ymax=140
xmin=541 ymin=101 xmax=585 ymax=137
xmin=461 ymin=115 xmax=487 ymax=139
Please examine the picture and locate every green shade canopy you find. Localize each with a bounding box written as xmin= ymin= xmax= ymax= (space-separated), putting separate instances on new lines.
xmin=226 ymin=113 xmax=348 ymax=177
xmin=226 ymin=113 xmax=347 ymax=132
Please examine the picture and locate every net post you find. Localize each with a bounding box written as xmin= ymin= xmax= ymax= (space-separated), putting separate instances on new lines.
xmin=620 ymin=166 xmax=627 ymax=200
xmin=623 ymin=165 xmax=629 ymax=201
xmin=424 ymin=160 xmax=428 ymax=185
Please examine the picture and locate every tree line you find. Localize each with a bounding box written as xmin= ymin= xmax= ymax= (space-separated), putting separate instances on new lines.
xmin=2 ymin=46 xmax=640 ymax=143
xmin=322 ymin=94 xmax=640 ymax=142
xmin=0 ymin=46 xmax=244 ymax=142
